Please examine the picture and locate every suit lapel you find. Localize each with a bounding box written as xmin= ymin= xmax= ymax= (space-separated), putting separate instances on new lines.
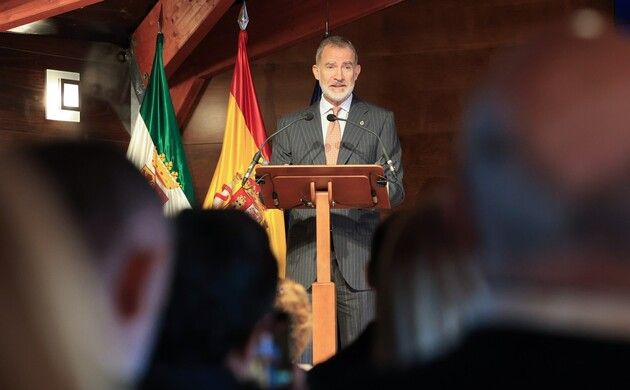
xmin=338 ymin=97 xmax=369 ymax=165
xmin=296 ymin=102 xmax=326 ymax=165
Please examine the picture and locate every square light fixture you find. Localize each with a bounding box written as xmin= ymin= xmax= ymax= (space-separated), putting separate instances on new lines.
xmin=46 ymin=69 xmax=80 ymax=122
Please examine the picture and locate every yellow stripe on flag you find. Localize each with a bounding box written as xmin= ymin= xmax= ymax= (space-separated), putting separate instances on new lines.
xmin=204 ymin=95 xmax=258 ymax=200
xmin=204 ymin=95 xmax=287 ymax=277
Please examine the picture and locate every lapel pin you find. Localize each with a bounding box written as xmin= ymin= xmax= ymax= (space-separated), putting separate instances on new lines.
xmin=360 ymin=120 xmax=365 ymax=126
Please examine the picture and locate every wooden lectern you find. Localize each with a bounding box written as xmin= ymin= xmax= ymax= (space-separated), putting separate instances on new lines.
xmin=256 ymin=164 xmax=390 ymax=364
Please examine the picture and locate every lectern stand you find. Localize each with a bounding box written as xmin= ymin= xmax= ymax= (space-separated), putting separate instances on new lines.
xmin=256 ymin=164 xmax=390 ymax=364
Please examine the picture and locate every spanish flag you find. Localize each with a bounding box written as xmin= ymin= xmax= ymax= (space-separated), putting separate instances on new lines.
xmin=203 ymin=28 xmax=286 ymax=276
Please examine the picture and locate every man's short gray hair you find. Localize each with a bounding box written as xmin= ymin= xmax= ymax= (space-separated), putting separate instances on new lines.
xmin=315 ymin=35 xmax=358 ymax=64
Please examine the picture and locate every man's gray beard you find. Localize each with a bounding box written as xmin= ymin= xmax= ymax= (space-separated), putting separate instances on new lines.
xmin=320 ymin=80 xmax=354 ymax=104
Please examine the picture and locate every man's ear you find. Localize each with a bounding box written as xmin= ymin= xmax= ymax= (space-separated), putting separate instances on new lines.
xmin=115 ymin=250 xmax=155 ymax=321
xmin=312 ymin=64 xmax=320 ymax=81
xmin=354 ymin=64 xmax=361 ymax=80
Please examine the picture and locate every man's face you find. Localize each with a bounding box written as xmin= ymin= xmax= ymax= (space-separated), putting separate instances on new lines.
xmin=313 ymin=44 xmax=361 ymax=105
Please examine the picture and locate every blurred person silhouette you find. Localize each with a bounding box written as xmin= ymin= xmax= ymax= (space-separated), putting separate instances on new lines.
xmin=142 ymin=210 xmax=299 ymax=389
xmin=367 ymin=9 xmax=630 ymax=386
xmin=0 ymin=152 xmax=111 ymax=389
xmin=306 ymin=203 xmax=478 ymax=389
xmin=454 ymin=9 xmax=630 ymax=382
xmin=307 ymin=184 xmax=485 ymax=389
xmin=372 ymin=197 xmax=483 ymax=370
xmin=306 ymin=211 xmax=400 ymax=388
xmin=27 ymin=141 xmax=173 ymax=386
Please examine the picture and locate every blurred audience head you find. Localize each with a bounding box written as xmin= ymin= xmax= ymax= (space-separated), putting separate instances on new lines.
xmin=27 ymin=140 xmax=173 ymax=384
xmin=275 ymin=279 xmax=312 ymax=363
xmin=373 ymin=195 xmax=485 ymax=367
xmin=148 ymin=209 xmax=278 ymax=380
xmin=463 ymin=9 xmax=630 ymax=312
xmin=0 ymin=152 xmax=110 ymax=389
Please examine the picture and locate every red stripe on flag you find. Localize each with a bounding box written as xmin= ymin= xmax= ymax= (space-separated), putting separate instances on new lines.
xmin=231 ymin=30 xmax=271 ymax=160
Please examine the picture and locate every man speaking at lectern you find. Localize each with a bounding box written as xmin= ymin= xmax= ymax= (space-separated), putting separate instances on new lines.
xmin=271 ymin=35 xmax=405 ymax=352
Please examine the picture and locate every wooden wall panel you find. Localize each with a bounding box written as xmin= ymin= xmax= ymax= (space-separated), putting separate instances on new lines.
xmin=183 ymin=142 xmax=222 ymax=203
xmin=0 ymin=33 xmax=130 ymax=148
xmin=185 ymin=0 xmax=612 ymax=209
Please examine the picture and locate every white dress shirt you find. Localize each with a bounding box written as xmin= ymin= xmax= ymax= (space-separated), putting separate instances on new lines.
xmin=319 ymin=94 xmax=353 ymax=142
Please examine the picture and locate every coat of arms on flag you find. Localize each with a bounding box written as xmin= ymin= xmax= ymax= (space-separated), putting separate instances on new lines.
xmin=212 ymin=173 xmax=268 ymax=229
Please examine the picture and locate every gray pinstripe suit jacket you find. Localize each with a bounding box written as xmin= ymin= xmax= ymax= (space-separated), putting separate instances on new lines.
xmin=271 ymin=96 xmax=404 ymax=291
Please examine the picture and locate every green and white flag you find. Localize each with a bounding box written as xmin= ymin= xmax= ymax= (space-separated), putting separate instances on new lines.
xmin=127 ymin=32 xmax=194 ymax=216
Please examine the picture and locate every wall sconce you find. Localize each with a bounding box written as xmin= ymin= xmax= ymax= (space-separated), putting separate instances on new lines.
xmin=46 ymin=69 xmax=80 ymax=122
xmin=60 ymin=79 xmax=80 ymax=111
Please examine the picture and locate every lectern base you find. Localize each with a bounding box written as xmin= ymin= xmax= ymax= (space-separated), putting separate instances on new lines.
xmin=311 ymin=281 xmax=336 ymax=364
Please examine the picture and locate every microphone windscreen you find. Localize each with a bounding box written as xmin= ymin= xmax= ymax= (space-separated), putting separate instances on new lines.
xmin=326 ymin=113 xmax=337 ymax=122
xmin=304 ymin=112 xmax=315 ymax=121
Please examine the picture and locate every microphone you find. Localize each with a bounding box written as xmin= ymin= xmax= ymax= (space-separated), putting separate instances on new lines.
xmin=242 ymin=111 xmax=315 ymax=185
xmin=326 ymin=113 xmax=397 ymax=175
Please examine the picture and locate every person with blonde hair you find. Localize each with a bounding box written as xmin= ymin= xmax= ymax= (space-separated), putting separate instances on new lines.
xmin=275 ymin=279 xmax=312 ymax=364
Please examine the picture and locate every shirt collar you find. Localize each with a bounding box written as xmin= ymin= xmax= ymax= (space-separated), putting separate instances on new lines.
xmin=320 ymin=93 xmax=353 ymax=115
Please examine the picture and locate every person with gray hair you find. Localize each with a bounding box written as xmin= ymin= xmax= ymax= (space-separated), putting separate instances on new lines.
xmin=272 ymin=35 xmax=405 ymax=360
xmin=463 ymin=9 xmax=630 ymax=331
xmin=342 ymin=9 xmax=630 ymax=387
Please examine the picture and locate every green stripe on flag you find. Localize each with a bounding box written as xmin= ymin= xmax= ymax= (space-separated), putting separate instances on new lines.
xmin=140 ymin=33 xmax=195 ymax=205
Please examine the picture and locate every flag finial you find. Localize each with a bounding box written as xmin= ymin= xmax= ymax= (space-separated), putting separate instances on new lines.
xmin=238 ymin=1 xmax=249 ymax=30
xmin=158 ymin=3 xmax=163 ymax=33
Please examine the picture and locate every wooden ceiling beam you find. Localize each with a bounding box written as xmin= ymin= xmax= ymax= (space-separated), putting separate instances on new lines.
xmin=0 ymin=0 xmax=103 ymax=31
xmin=132 ymin=0 xmax=234 ymax=84
xmin=171 ymin=76 xmax=208 ymax=130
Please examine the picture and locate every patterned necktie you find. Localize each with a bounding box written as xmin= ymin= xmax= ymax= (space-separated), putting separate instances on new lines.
xmin=325 ymin=106 xmax=341 ymax=165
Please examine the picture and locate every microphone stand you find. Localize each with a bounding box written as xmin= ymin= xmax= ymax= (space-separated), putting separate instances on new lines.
xmin=241 ymin=112 xmax=315 ymax=186
xmin=326 ymin=114 xmax=398 ymax=178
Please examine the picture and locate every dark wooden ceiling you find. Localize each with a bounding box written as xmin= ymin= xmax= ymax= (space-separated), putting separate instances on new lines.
xmin=1 ymin=0 xmax=158 ymax=47
xmin=0 ymin=0 xmax=404 ymax=126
